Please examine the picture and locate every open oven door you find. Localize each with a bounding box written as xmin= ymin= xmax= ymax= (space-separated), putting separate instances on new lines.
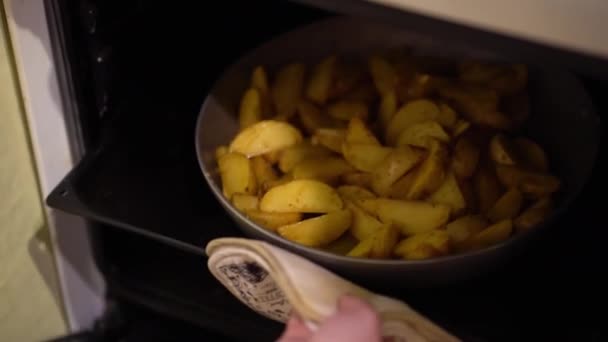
xmin=11 ymin=0 xmax=607 ymax=341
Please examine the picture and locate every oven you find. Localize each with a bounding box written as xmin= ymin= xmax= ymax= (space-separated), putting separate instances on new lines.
xmin=6 ymin=1 xmax=607 ymax=341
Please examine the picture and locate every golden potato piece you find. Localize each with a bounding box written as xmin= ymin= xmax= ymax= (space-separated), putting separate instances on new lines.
xmin=396 ymin=120 xmax=450 ymax=148
xmin=238 ymin=88 xmax=263 ymax=129
xmin=487 ymin=188 xmax=524 ymax=223
xmin=323 ymin=233 xmax=358 ymax=255
xmin=446 ymin=215 xmax=488 ymax=248
xmin=345 ymin=117 xmax=380 ymax=145
xmin=474 ymin=164 xmax=504 ymax=213
xmin=245 ymin=210 xmax=302 ymax=232
xmin=312 ymin=128 xmax=346 ymax=153
xmin=341 ymin=172 xmax=373 ymax=189
xmin=218 ymin=152 xmax=257 ymax=198
xmin=394 ymin=230 xmax=450 ymax=260
xmin=251 ymin=66 xmax=270 ymax=96
xmin=495 ymin=165 xmax=560 ymax=197
xmin=467 ymin=219 xmax=513 ymax=250
xmin=306 ymin=55 xmax=338 ymax=105
xmin=513 ymin=137 xmax=549 ymax=172
xmin=292 ymin=157 xmax=354 ymax=184
xmin=277 ymin=209 xmax=352 ymax=247
xmin=386 ymin=99 xmax=441 ymax=145
xmin=229 ymin=120 xmax=303 ymax=157
xmin=514 ymin=197 xmax=553 ymax=233
xmin=489 ymin=134 xmax=519 ymax=165
xmin=251 ymin=156 xmax=278 ymax=191
xmin=345 ymin=200 xmax=384 ymax=241
xmin=370 ymin=224 xmax=400 ymax=259
xmin=327 ymin=100 xmax=369 ymax=121
xmin=452 ymin=119 xmax=471 ymax=137
xmin=297 ymin=100 xmax=337 ymax=135
xmin=439 ymin=84 xmax=511 ymax=130
xmin=215 ymin=145 xmax=228 ymax=161
xmin=406 ymin=140 xmax=448 ymax=200
xmin=347 ymin=237 xmax=374 ymax=258
xmin=451 ymin=136 xmax=480 ymax=179
xmin=427 ymin=172 xmax=466 ymax=215
xmin=342 ymin=143 xmax=392 ymax=172
xmin=369 ymin=56 xmax=399 ymax=95
xmin=379 ymin=89 xmax=398 ymax=130
xmin=437 ymin=103 xmax=458 ymax=130
xmin=260 ymin=179 xmax=343 ymax=213
xmin=278 ymin=142 xmax=332 ymax=173
xmin=336 ymin=185 xmax=376 ymax=202
xmin=271 ymin=62 xmax=306 ymax=118
xmin=371 ymin=145 xmax=424 ymax=196
xmin=231 ymin=193 xmax=260 ymax=212
xmin=360 ymin=198 xmax=450 ymax=235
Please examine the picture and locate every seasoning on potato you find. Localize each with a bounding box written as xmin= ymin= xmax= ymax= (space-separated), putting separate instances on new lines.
xmin=214 ymin=52 xmax=561 ymax=260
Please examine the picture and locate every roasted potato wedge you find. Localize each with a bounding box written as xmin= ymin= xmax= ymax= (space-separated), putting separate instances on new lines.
xmin=251 ymin=156 xmax=278 ymax=192
xmin=271 ymin=62 xmax=305 ymax=118
xmin=394 ymin=230 xmax=450 ymax=260
xmin=489 ymin=134 xmax=519 ymax=165
xmin=345 ymin=200 xmax=384 ymax=240
xmin=297 ymin=100 xmax=337 ymax=135
xmin=406 ymin=139 xmax=448 ymax=200
xmin=231 ymin=193 xmax=260 ymax=212
xmin=277 ymin=209 xmax=352 ymax=247
xmin=342 ymin=143 xmax=392 ymax=172
xmin=345 ymin=117 xmax=380 ymax=145
xmin=474 ymin=164 xmax=504 ymax=213
xmin=465 ymin=219 xmax=513 ymax=250
xmin=218 ymin=152 xmax=257 ymax=198
xmin=513 ymin=137 xmax=549 ymax=172
xmin=437 ymin=103 xmax=458 ymax=130
xmin=369 ymin=55 xmax=399 ymax=95
xmin=446 ymin=215 xmax=488 ymax=249
xmin=379 ymin=89 xmax=398 ymax=130
xmin=238 ymin=88 xmax=263 ymax=129
xmin=306 ymin=55 xmax=338 ymax=105
xmin=347 ymin=237 xmax=374 ymax=258
xmin=451 ymin=135 xmax=480 ymax=179
xmin=487 ymin=188 xmax=524 ymax=222
xmin=244 ymin=210 xmax=302 ymax=231
xmin=395 ymin=120 xmax=450 ymax=148
xmin=215 ymin=145 xmax=228 ymax=161
xmin=278 ymin=142 xmax=332 ymax=173
xmin=336 ymin=185 xmax=376 ymax=202
xmin=495 ymin=165 xmax=560 ymax=197
xmin=360 ymin=198 xmax=450 ymax=235
xmin=230 ymin=120 xmax=303 ymax=157
xmin=260 ymin=179 xmax=343 ymax=213
xmin=371 ymin=145 xmax=424 ymax=196
xmin=327 ymin=100 xmax=369 ymax=121
xmin=439 ymin=84 xmax=511 ymax=130
xmin=386 ymin=99 xmax=441 ymax=144
xmin=427 ymin=172 xmax=466 ymax=215
xmin=514 ymin=197 xmax=553 ymax=233
xmin=292 ymin=157 xmax=354 ymax=184
xmin=370 ymin=224 xmax=401 ymax=259
xmin=312 ymin=128 xmax=346 ymax=153
xmin=251 ymin=66 xmax=270 ymax=95
xmin=341 ymin=172 xmax=373 ymax=189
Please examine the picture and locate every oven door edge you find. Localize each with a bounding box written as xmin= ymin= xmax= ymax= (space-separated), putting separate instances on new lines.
xmin=3 ymin=0 xmax=105 ymax=332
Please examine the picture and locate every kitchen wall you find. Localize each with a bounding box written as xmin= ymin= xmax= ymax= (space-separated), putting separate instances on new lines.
xmin=0 ymin=4 xmax=66 ymax=341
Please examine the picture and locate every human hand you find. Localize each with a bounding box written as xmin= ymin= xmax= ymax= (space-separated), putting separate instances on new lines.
xmin=276 ymin=295 xmax=382 ymax=342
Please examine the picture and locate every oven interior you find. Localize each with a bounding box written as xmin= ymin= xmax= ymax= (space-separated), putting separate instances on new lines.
xmin=45 ymin=1 xmax=607 ymax=341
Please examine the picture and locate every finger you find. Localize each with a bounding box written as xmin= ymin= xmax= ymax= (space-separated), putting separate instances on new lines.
xmin=276 ymin=314 xmax=313 ymax=342
xmin=311 ymin=295 xmax=382 ymax=342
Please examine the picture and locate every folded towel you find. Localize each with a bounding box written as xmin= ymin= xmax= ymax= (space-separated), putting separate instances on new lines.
xmin=206 ymin=237 xmax=460 ymax=341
